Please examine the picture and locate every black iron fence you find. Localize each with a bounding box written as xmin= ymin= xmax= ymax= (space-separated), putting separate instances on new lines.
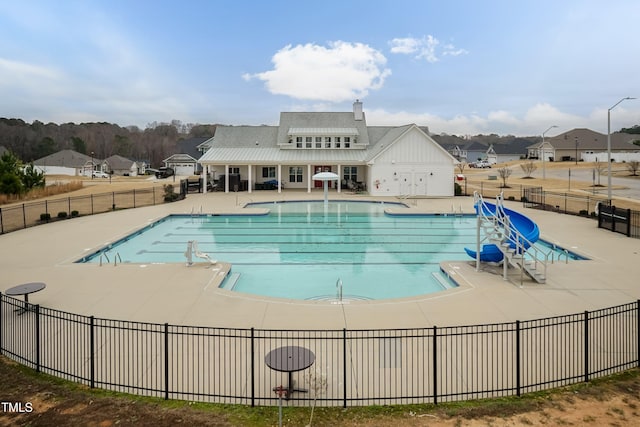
xmin=598 ymin=205 xmax=640 ymax=238
xmin=1 ymin=294 xmax=638 ymax=406
xmin=0 ymin=183 xmax=187 ymax=235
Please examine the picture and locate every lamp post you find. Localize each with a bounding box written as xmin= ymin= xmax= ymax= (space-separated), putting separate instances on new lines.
xmin=607 ymin=97 xmax=636 ymax=202
xmin=91 ymin=151 xmax=94 ymax=179
xmin=541 ymin=125 xmax=558 ymax=180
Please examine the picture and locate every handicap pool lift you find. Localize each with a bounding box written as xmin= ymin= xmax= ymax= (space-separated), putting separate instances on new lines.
xmin=465 ymin=192 xmax=550 ymax=286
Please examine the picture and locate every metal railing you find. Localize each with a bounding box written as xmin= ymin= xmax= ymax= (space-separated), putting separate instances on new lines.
xmin=0 ymin=183 xmax=188 ymax=235
xmin=1 ymin=294 xmax=638 ymax=407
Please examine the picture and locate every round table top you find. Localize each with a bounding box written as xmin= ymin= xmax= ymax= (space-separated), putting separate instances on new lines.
xmin=4 ymin=282 xmax=46 ymax=296
xmin=265 ymin=346 xmax=315 ymax=373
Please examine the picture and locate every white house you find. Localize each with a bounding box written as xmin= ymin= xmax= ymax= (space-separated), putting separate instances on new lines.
xmin=198 ymin=101 xmax=458 ymax=197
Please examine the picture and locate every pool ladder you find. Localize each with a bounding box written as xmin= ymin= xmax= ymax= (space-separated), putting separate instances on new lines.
xmin=336 ymin=278 xmax=343 ymax=303
xmin=99 ymin=252 xmax=122 ymax=266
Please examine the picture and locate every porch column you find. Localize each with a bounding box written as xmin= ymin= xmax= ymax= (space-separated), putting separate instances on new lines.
xmin=277 ymin=164 xmax=282 ymax=194
xmin=225 ymin=164 xmax=229 ymax=193
xmin=307 ymin=164 xmax=312 ymax=193
xmin=248 ymin=164 xmax=252 ymax=194
xmin=336 ymin=164 xmax=341 ymax=193
xmin=203 ymin=165 xmax=208 ymax=194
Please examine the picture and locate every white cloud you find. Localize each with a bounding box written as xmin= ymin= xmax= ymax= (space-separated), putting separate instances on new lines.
xmin=389 ymin=35 xmax=467 ymax=63
xmin=244 ymin=41 xmax=391 ymax=102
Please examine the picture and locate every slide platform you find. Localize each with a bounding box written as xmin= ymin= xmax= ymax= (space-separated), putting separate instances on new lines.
xmin=465 ymin=202 xmax=540 ymax=263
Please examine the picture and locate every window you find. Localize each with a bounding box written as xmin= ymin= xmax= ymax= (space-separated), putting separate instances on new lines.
xmin=315 ymin=142 xmax=322 ymax=149
xmin=315 ymin=137 xmax=322 ymax=143
xmin=344 ymin=136 xmax=350 ymax=148
xmin=262 ymin=167 xmax=276 ymax=178
xmin=344 ymin=166 xmax=357 ymax=182
xmin=289 ymin=166 xmax=303 ymax=183
xmin=335 ymin=137 xmax=341 ymax=143
xmin=325 ymin=137 xmax=331 ymax=142
xmin=306 ymin=136 xmax=312 ymax=148
xmin=344 ymin=137 xmax=350 ymax=143
xmin=228 ymin=167 xmax=240 ymax=174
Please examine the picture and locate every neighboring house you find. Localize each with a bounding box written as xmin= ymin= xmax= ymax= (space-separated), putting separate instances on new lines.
xmin=488 ymin=139 xmax=532 ymax=164
xmin=527 ymin=128 xmax=638 ymax=162
xmin=198 ymin=101 xmax=458 ymax=197
xmin=104 ymin=154 xmax=139 ymax=176
xmin=33 ymin=149 xmax=99 ymax=176
xmin=162 ymin=136 xmax=211 ymax=176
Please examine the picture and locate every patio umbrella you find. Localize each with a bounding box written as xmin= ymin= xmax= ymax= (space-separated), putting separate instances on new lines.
xmin=312 ymin=171 xmax=339 ymax=204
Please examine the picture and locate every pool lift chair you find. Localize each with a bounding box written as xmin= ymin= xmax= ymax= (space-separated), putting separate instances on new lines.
xmin=185 ymin=240 xmax=217 ymax=266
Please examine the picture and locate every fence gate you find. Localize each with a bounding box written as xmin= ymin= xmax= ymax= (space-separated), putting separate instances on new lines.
xmin=523 ymin=187 xmax=544 ymax=209
xmin=598 ymin=205 xmax=632 ymax=237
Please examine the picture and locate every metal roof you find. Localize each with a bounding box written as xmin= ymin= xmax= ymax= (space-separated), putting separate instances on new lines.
xmin=198 ymin=147 xmax=368 ymax=164
xmin=288 ymin=127 xmax=359 ymax=135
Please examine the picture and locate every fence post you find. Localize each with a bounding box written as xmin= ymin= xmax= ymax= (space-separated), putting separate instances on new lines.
xmin=516 ymin=320 xmax=521 ymax=396
xmin=0 ymin=207 xmax=3 ymax=234
xmin=433 ymin=325 xmax=438 ymax=405
xmin=91 ymin=194 xmax=94 ymax=215
xmin=584 ymin=311 xmax=589 ymax=383
xmin=611 ymin=206 xmax=616 ymax=232
xmin=251 ymin=327 xmax=255 ymax=407
xmin=626 ymin=209 xmax=632 ymax=237
xmin=90 ymin=316 xmax=95 ymax=388
xmin=133 ymin=189 xmax=136 ymax=208
xmin=35 ymin=305 xmax=41 ymax=373
xmin=0 ymin=293 xmax=3 ymax=354
xmin=637 ymin=300 xmax=640 ymax=368
xmin=164 ymin=323 xmax=169 ymax=400
xmin=22 ymin=203 xmax=26 ymax=229
xmin=343 ymin=328 xmax=347 ymax=408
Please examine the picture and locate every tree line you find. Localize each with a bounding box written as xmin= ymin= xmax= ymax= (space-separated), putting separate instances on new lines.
xmin=0 ymin=118 xmax=217 ymax=167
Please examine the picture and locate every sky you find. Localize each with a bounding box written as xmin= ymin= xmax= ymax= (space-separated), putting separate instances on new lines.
xmin=1 ymin=0 xmax=639 ymax=137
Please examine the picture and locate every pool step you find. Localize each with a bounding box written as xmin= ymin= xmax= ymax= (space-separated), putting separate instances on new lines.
xmin=220 ymin=273 xmax=241 ymax=290
xmin=432 ymin=271 xmax=455 ymax=289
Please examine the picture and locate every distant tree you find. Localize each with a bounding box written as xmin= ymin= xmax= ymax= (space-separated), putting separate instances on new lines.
xmin=34 ymin=136 xmax=57 ymax=159
xmin=626 ymin=160 xmax=640 ymax=176
xmin=520 ymin=161 xmax=537 ymax=178
xmin=594 ymin=160 xmax=607 ymax=185
xmin=0 ymin=151 xmax=24 ymax=194
xmin=457 ymin=162 xmax=467 ymax=174
xmin=21 ymin=162 xmax=45 ymax=190
xmin=497 ymin=166 xmax=513 ymax=188
xmin=620 ymin=125 xmax=640 ymax=134
xmin=71 ymin=136 xmax=87 ymax=154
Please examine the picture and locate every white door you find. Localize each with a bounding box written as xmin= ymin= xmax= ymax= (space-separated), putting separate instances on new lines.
xmin=399 ymin=173 xmax=411 ymax=195
xmin=415 ymin=173 xmax=427 ymax=196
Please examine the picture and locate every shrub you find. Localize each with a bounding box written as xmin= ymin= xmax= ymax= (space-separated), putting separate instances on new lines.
xmin=579 ymin=209 xmax=588 ymax=216
xmin=454 ymin=182 xmax=462 ymax=196
xmin=40 ymin=213 xmax=51 ymax=221
xmin=163 ymin=184 xmax=180 ymax=202
xmin=507 ymin=196 xmax=515 ymax=201
xmin=57 ymin=211 xmax=68 ymax=219
xmin=71 ymin=210 xmax=79 ymax=217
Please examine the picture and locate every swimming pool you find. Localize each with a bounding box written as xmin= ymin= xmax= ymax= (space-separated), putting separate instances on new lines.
xmin=77 ymin=201 xmax=584 ymax=301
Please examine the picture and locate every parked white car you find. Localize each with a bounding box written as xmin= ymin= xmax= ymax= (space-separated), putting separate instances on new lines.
xmin=92 ymin=171 xmax=109 ymax=178
xmin=470 ymin=161 xmax=492 ymax=168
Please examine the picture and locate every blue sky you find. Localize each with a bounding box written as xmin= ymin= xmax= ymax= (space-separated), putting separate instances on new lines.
xmin=1 ymin=0 xmax=639 ymax=136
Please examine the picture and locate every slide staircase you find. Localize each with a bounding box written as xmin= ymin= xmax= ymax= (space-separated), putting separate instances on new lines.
xmin=465 ymin=192 xmax=549 ymax=285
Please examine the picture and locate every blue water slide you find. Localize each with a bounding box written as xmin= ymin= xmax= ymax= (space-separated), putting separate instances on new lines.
xmin=464 ymin=202 xmax=540 ymax=262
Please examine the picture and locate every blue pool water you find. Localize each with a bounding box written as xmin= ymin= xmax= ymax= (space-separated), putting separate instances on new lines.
xmin=77 ymin=201 xmax=584 ymax=301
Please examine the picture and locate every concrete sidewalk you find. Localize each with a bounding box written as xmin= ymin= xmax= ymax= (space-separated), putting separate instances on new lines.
xmin=1 ymin=190 xmax=638 ymax=330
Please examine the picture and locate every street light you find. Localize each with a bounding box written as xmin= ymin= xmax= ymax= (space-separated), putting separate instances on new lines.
xmin=607 ymin=97 xmax=636 ymax=202
xmin=541 ymin=125 xmax=558 ymax=180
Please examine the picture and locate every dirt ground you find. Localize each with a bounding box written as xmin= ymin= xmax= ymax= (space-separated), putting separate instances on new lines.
xmin=2 ymin=162 xmax=640 ymax=426
xmin=1 ymin=356 xmax=639 ymax=426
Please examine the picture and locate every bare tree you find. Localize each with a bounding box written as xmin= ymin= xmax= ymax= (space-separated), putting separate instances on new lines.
xmin=520 ymin=161 xmax=537 ymax=178
xmin=594 ymin=160 xmax=607 ymax=185
xmin=497 ymin=166 xmax=513 ymax=188
xmin=457 ymin=162 xmax=467 ymax=174
xmin=626 ymin=160 xmax=640 ymax=176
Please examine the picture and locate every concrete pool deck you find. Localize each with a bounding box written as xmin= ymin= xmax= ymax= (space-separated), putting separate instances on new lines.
xmin=1 ymin=190 xmax=639 ymax=330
